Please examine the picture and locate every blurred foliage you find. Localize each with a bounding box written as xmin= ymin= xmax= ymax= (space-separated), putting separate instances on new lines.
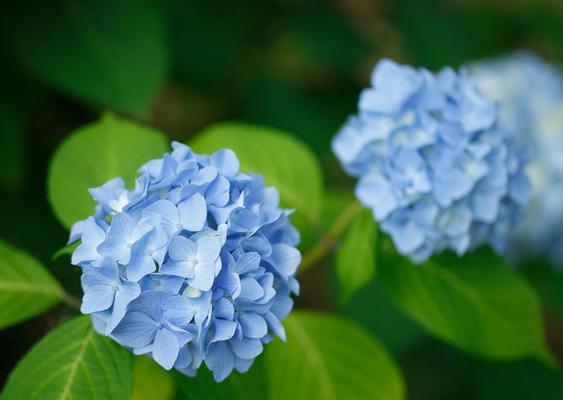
xmin=1 ymin=0 xmax=563 ymax=398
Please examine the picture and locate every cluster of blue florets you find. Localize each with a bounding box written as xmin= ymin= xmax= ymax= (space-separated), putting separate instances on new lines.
xmin=469 ymin=52 xmax=563 ymax=266
xmin=69 ymin=142 xmax=301 ymax=381
xmin=332 ymin=59 xmax=529 ymax=263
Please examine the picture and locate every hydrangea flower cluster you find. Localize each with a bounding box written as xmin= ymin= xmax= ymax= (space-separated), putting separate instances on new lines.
xmin=69 ymin=142 xmax=301 ymax=381
xmin=332 ymin=59 xmax=529 ymax=263
xmin=469 ymin=51 xmax=563 ymax=266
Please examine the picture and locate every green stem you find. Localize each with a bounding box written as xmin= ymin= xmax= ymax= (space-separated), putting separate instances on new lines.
xmin=62 ymin=292 xmax=81 ymax=311
xmin=299 ymin=201 xmax=363 ymax=275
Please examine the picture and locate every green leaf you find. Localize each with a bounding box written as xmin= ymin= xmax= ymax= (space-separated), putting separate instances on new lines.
xmin=343 ymin=281 xmax=427 ymax=356
xmin=265 ymin=311 xmax=405 ymax=400
xmin=336 ymin=208 xmax=377 ymax=303
xmin=190 ymin=122 xmax=323 ymax=231
xmin=51 ymin=243 xmax=79 ymax=262
xmin=48 ymin=113 xmax=169 ymax=229
xmin=0 ymin=316 xmax=133 ymax=400
xmin=0 ymin=240 xmax=63 ymax=330
xmin=379 ymin=246 xmax=554 ymax=364
xmin=3 ymin=0 xmax=168 ymax=116
xmin=133 ymin=356 xmax=176 ymax=400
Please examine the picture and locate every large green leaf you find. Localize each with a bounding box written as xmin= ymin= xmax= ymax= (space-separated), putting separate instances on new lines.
xmin=3 ymin=0 xmax=168 ymax=116
xmin=190 ymin=122 xmax=323 ymax=234
xmin=265 ymin=311 xmax=405 ymax=400
xmin=48 ymin=113 xmax=169 ymax=229
xmin=379 ymin=246 xmax=554 ymax=364
xmin=1 ymin=316 xmax=132 ymax=399
xmin=343 ymin=281 xmax=427 ymax=356
xmin=133 ymin=356 xmax=176 ymax=400
xmin=0 ymin=240 xmax=63 ymax=330
xmin=336 ymin=208 xmax=377 ymax=303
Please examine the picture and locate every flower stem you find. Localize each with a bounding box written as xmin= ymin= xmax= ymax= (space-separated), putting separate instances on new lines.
xmin=299 ymin=201 xmax=363 ymax=275
xmin=62 ymin=292 xmax=81 ymax=311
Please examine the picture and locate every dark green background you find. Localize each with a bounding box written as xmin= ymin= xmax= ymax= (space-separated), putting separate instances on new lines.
xmin=1 ymin=0 xmax=563 ymax=398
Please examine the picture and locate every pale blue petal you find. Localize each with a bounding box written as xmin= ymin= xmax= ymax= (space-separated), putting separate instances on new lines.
xmin=356 ymin=173 xmax=398 ymax=220
xmin=264 ymin=311 xmax=286 ymax=341
xmin=162 ymin=295 xmax=191 ymax=327
xmin=270 ymin=244 xmax=301 ymax=279
xmin=160 ymin=260 xmax=195 ymax=279
xmin=229 ymin=338 xmax=263 ymax=360
xmin=239 ymin=312 xmax=268 ymax=339
xmin=239 ymin=278 xmax=264 ymax=301
xmin=233 ymin=252 xmax=261 ymax=275
xmin=206 ymin=342 xmax=235 ymax=382
xmin=81 ymin=285 xmax=114 ymax=314
xmin=127 ymin=255 xmax=156 ymax=281
xmin=143 ymin=200 xmax=179 ymax=226
xmin=168 ymin=236 xmax=197 ymax=261
xmin=178 ymin=193 xmax=207 ymax=231
xmin=205 ymin=176 xmax=230 ymax=207
xmin=210 ymin=319 xmax=237 ymax=344
xmin=211 ymin=149 xmax=239 ymax=177
xmin=113 ymin=311 xmax=157 ymax=348
xmin=153 ymin=328 xmax=180 ymax=370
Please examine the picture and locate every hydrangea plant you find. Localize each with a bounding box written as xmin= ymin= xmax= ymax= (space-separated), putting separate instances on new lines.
xmin=332 ymin=59 xmax=530 ymax=263
xmin=469 ymin=52 xmax=563 ymax=266
xmin=68 ymin=141 xmax=301 ymax=381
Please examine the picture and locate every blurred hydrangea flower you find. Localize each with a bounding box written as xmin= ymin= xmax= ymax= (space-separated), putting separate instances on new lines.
xmin=332 ymin=59 xmax=529 ymax=263
xmin=69 ymin=142 xmax=301 ymax=381
xmin=469 ymin=51 xmax=563 ymax=266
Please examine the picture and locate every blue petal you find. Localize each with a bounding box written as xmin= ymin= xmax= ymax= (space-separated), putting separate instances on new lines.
xmin=205 ymin=342 xmax=235 ymax=382
xmin=234 ymin=358 xmax=254 ymax=374
xmin=68 ymin=219 xmax=87 ymax=244
xmin=178 ymin=193 xmax=207 ymax=231
xmin=167 ymin=236 xmax=197 ymax=261
xmin=80 ymin=284 xmax=114 ymax=314
xmin=229 ymin=337 xmax=263 ymax=360
xmin=214 ymin=298 xmax=235 ymax=320
xmin=233 ymin=252 xmax=261 ymax=275
xmin=162 ymin=295 xmax=191 ymax=327
xmin=264 ymin=311 xmax=286 ymax=341
xmin=211 ymin=149 xmax=240 ymax=177
xmin=191 ymin=166 xmax=217 ymax=186
xmin=270 ymin=244 xmax=301 ymax=279
xmin=190 ymin=235 xmax=222 ymax=291
xmin=153 ymin=328 xmax=180 ymax=370
xmin=112 ymin=311 xmax=157 ymax=348
xmin=205 ymin=176 xmax=230 ymax=207
xmin=143 ymin=200 xmax=179 ymax=227
xmin=238 ymin=278 xmax=264 ymax=301
xmin=385 ymin=219 xmax=425 ymax=254
xmin=239 ymin=312 xmax=268 ymax=339
xmin=229 ymin=208 xmax=260 ymax=232
xmin=360 ymin=59 xmax=422 ymax=114
xmin=240 ymin=236 xmax=272 ymax=256
xmin=127 ymin=255 xmax=156 ymax=281
xmin=160 ymin=260 xmax=195 ymax=279
xmin=210 ymin=319 xmax=237 ymax=344
xmin=356 ymin=173 xmax=398 ymax=220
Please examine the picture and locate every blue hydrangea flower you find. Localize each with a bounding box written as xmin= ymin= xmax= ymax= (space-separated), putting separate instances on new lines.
xmin=469 ymin=51 xmax=563 ymax=266
xmin=69 ymin=142 xmax=301 ymax=381
xmin=332 ymin=59 xmax=529 ymax=263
